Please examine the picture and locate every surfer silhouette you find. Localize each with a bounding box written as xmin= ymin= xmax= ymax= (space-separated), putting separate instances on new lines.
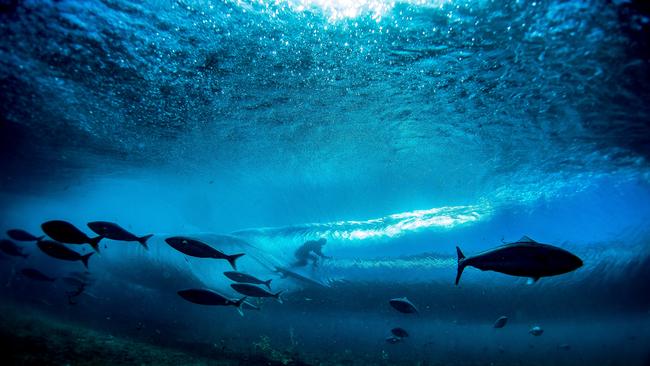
xmin=292 ymin=238 xmax=330 ymax=268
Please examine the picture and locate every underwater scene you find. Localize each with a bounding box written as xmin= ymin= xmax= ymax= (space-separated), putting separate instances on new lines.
xmin=1 ymin=0 xmax=650 ymax=365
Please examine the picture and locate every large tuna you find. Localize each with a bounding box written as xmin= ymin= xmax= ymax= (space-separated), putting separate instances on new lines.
xmin=455 ymin=236 xmax=583 ymax=285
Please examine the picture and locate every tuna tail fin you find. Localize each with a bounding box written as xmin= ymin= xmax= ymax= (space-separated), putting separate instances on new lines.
xmin=264 ymin=279 xmax=272 ymax=290
xmin=137 ymin=234 xmax=153 ymax=250
xmin=455 ymin=246 xmax=467 ymax=286
xmin=226 ymin=253 xmax=245 ymax=270
xmin=235 ymin=296 xmax=247 ymax=317
xmin=274 ymin=291 xmax=284 ymax=304
xmin=81 ymin=252 xmax=94 ymax=269
xmin=88 ymin=236 xmax=102 ymax=253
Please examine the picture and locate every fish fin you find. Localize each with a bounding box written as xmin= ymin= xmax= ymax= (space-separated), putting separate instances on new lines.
xmin=138 ymin=234 xmax=153 ymax=250
xmin=88 ymin=236 xmax=102 ymax=253
xmin=526 ymin=277 xmax=540 ymax=285
xmin=455 ymin=246 xmax=466 ymax=286
xmin=264 ymin=279 xmax=272 ymax=290
xmin=274 ymin=290 xmax=284 ymax=304
xmin=36 ymin=236 xmax=45 ymax=242
xmin=235 ymin=296 xmax=247 ymax=317
xmin=226 ymin=253 xmax=245 ymax=270
xmin=519 ymin=236 xmax=536 ymax=243
xmin=81 ymin=253 xmax=94 ymax=269
xmin=456 ymin=246 xmax=466 ymax=261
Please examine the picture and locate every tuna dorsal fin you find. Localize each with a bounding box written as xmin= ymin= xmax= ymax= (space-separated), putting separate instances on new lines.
xmin=518 ymin=236 xmax=537 ymax=243
xmin=526 ymin=277 xmax=540 ymax=285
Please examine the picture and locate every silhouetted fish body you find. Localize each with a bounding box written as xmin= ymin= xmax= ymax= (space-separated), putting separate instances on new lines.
xmin=7 ymin=229 xmax=44 ymax=242
xmin=224 ymin=271 xmax=272 ymax=290
xmin=230 ymin=283 xmax=283 ymax=303
xmin=0 ymin=239 xmax=28 ymax=258
xmin=21 ymin=268 xmax=56 ymax=282
xmin=391 ymin=327 xmax=409 ymax=338
xmin=165 ymin=237 xmax=244 ymax=270
xmin=455 ymin=236 xmax=583 ymax=285
xmin=529 ymin=326 xmax=544 ymax=336
xmin=37 ymin=240 xmax=94 ymax=269
xmin=177 ymin=288 xmax=247 ymax=316
xmin=87 ymin=221 xmax=152 ymax=250
xmin=41 ymin=220 xmax=102 ymax=253
xmin=494 ymin=316 xmax=508 ymax=328
xmin=389 ymin=297 xmax=418 ymax=314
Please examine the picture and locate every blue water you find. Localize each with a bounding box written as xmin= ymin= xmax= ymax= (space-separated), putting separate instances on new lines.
xmin=1 ymin=0 xmax=650 ymax=364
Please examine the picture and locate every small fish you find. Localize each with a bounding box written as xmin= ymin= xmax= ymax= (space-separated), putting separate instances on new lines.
xmin=558 ymin=343 xmax=571 ymax=351
xmin=391 ymin=327 xmax=409 ymax=338
xmin=389 ymin=297 xmax=418 ymax=314
xmin=87 ymin=221 xmax=152 ymax=250
xmin=230 ymin=283 xmax=283 ymax=304
xmin=385 ymin=336 xmax=401 ymax=344
xmin=0 ymin=239 xmax=28 ymax=258
xmin=41 ymin=220 xmax=102 ymax=253
xmin=529 ymin=326 xmax=544 ymax=336
xmin=7 ymin=229 xmax=44 ymax=242
xmin=455 ymin=236 xmax=583 ymax=285
xmin=37 ymin=240 xmax=94 ymax=269
xmin=177 ymin=288 xmax=247 ymax=316
xmin=493 ymin=316 xmax=508 ymax=328
xmin=21 ymin=268 xmax=56 ymax=282
xmin=165 ymin=237 xmax=244 ymax=270
xmin=224 ymin=271 xmax=272 ymax=290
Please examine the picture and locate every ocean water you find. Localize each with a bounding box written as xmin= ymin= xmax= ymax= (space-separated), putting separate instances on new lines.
xmin=1 ymin=0 xmax=650 ymax=364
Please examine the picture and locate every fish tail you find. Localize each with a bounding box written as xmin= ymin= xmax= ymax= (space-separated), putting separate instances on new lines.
xmin=235 ymin=296 xmax=247 ymax=317
xmin=226 ymin=253 xmax=245 ymax=270
xmin=264 ymin=279 xmax=272 ymax=290
xmin=81 ymin=252 xmax=94 ymax=269
xmin=274 ymin=290 xmax=284 ymax=304
xmin=455 ymin=246 xmax=466 ymax=286
xmin=89 ymin=236 xmax=102 ymax=253
xmin=138 ymin=234 xmax=153 ymax=250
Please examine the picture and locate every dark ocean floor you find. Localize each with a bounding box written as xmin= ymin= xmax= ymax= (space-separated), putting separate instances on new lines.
xmin=2 ymin=300 xmax=650 ymax=366
xmin=0 ymin=303 xmax=310 ymax=366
